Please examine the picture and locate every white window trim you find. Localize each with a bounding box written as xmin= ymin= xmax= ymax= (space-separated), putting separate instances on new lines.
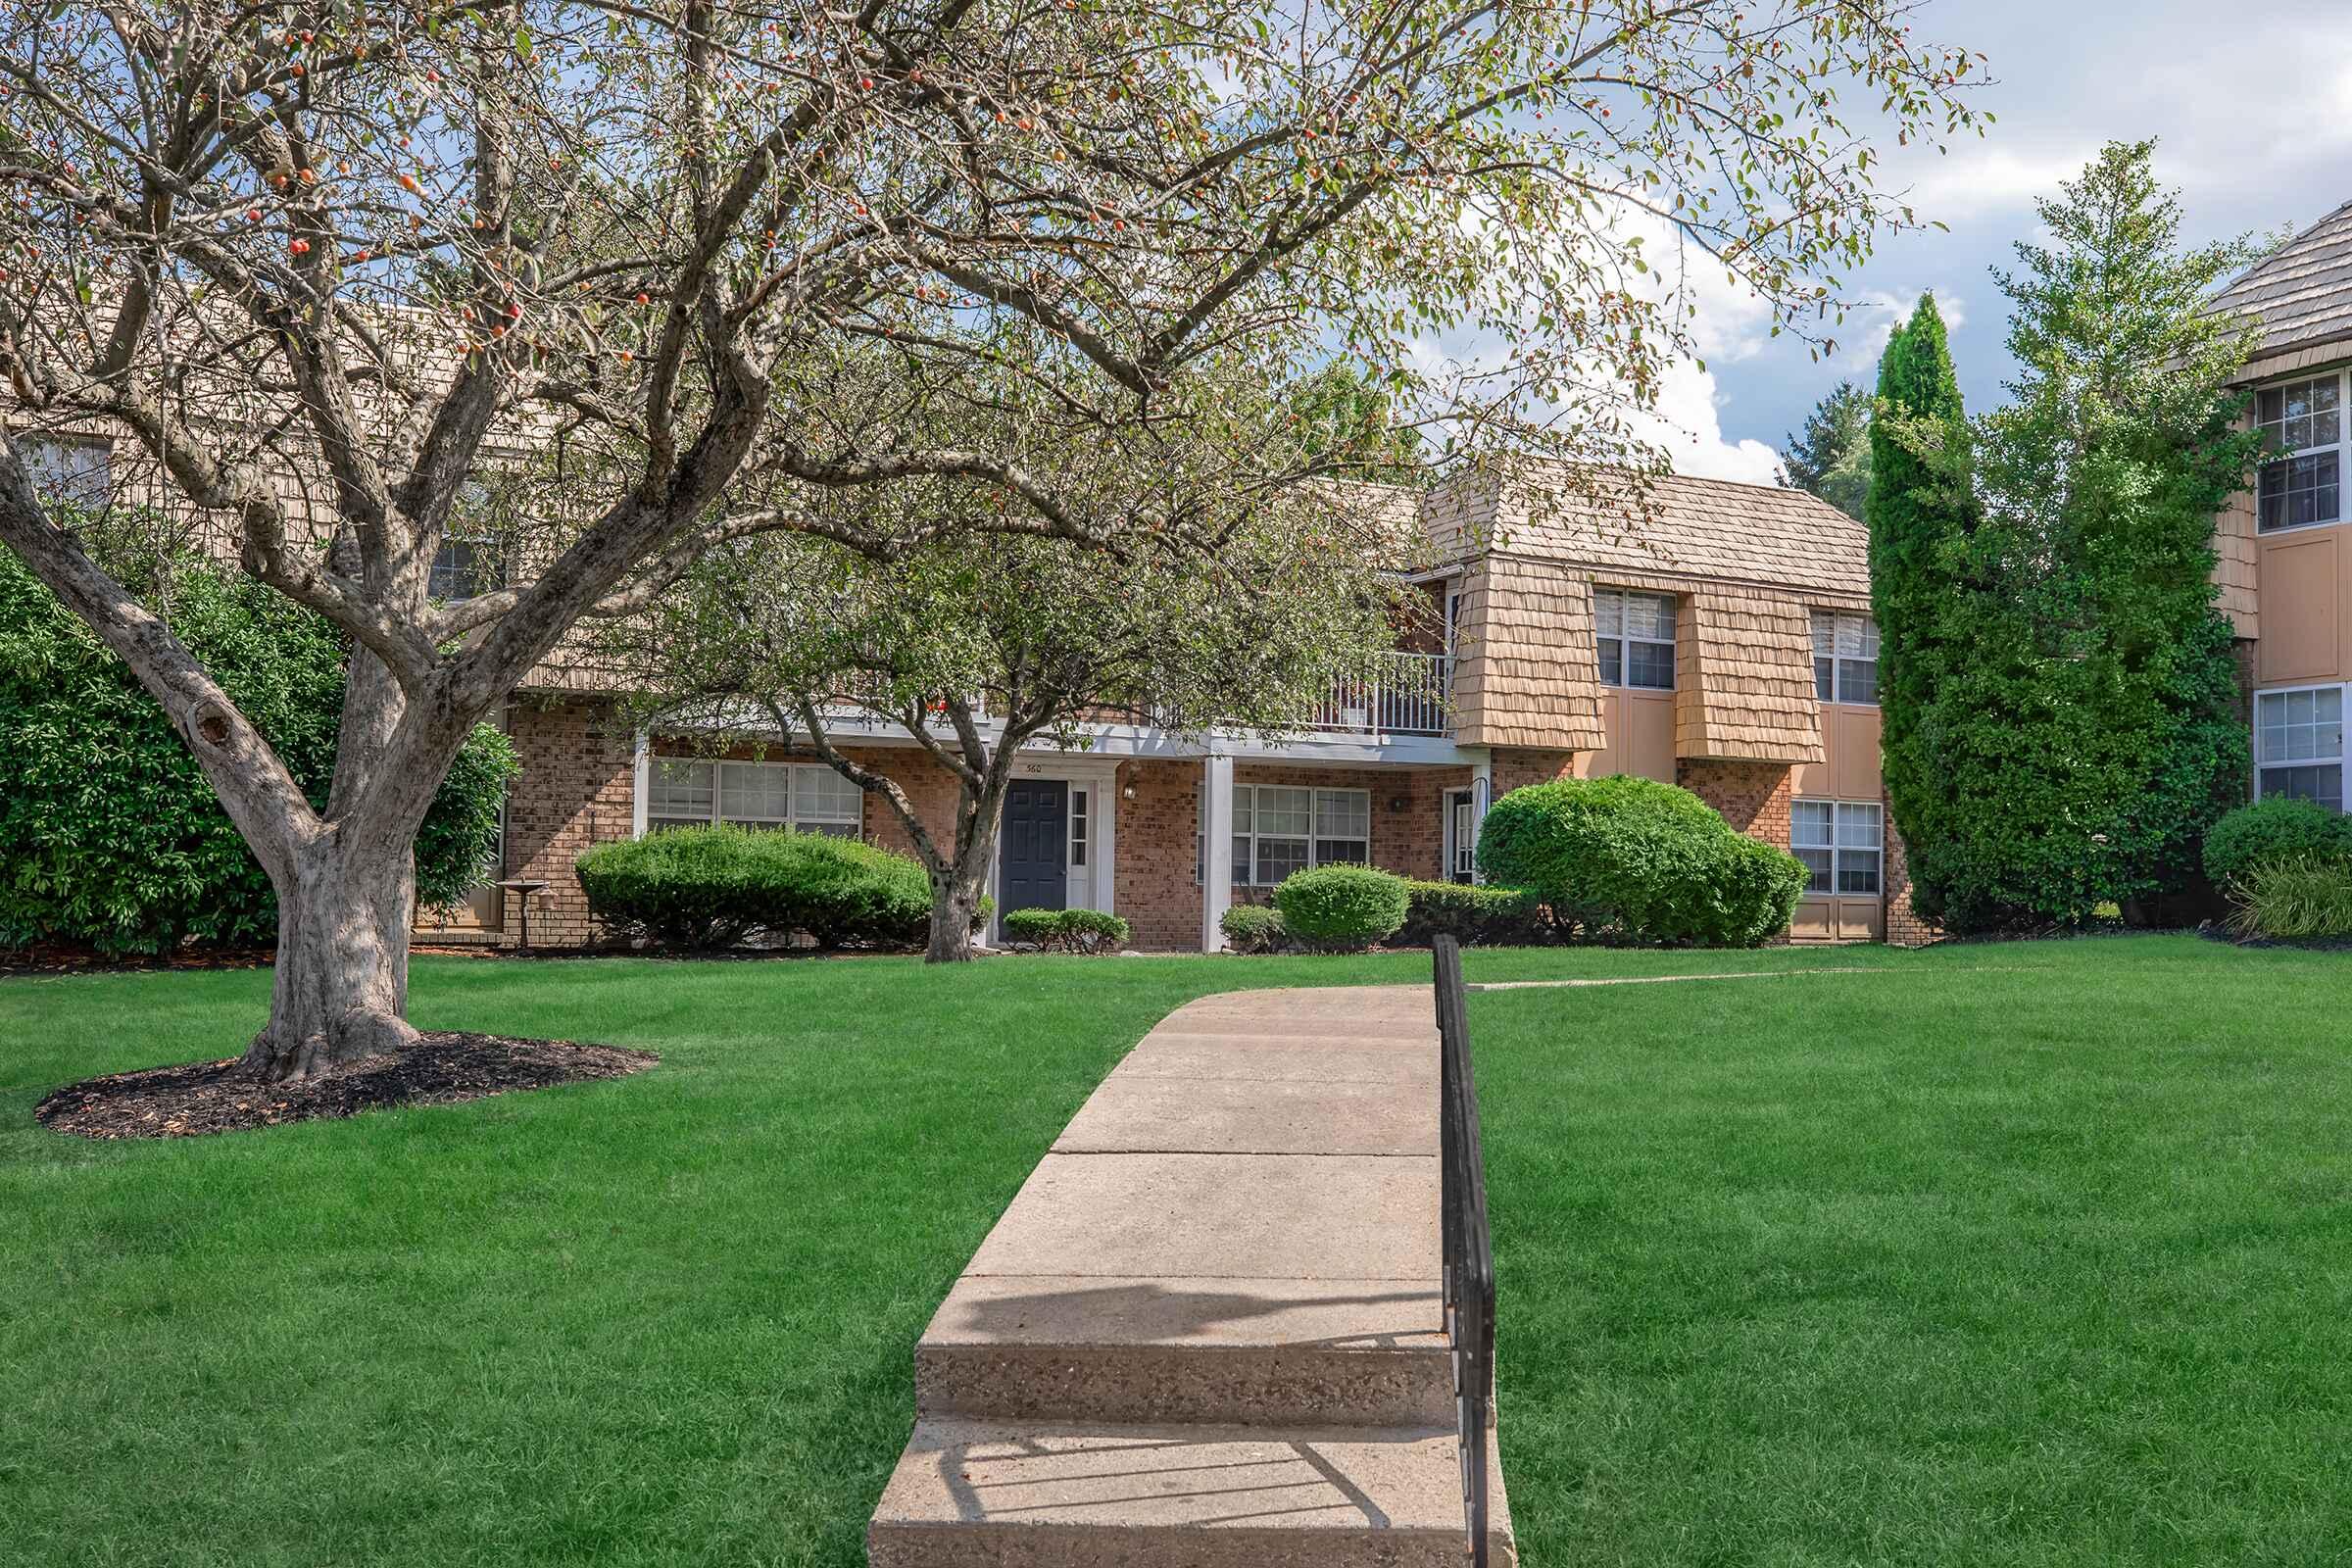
xmin=2252 ymin=682 xmax=2348 ymax=811
xmin=2254 ymin=368 xmax=2349 ymax=537
xmin=1811 ymin=611 xmax=1881 ymax=707
xmin=1791 ymin=797 xmax=1885 ymax=899
xmin=644 ymin=757 xmax=863 ymax=835
xmin=1595 ymin=587 xmax=1677 ymax=691
xmin=1231 ymin=783 xmax=1373 ymax=887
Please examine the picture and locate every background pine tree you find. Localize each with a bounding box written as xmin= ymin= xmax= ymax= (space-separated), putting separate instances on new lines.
xmin=1782 ymin=380 xmax=1874 ymax=519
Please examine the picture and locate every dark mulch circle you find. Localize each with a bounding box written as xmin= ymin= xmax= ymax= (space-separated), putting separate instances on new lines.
xmin=34 ymin=1032 xmax=660 ymax=1141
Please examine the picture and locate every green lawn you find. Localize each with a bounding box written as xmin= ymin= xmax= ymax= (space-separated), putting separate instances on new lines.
xmin=1 ymin=937 xmax=2344 ymax=1565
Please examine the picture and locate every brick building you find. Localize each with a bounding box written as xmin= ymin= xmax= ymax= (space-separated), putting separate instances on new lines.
xmin=398 ymin=466 xmax=1932 ymax=952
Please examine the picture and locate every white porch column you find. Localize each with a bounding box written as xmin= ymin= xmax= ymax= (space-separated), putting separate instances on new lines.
xmin=1200 ymin=753 xmax=1236 ymax=952
xmin=1468 ymin=748 xmax=1494 ymax=884
xmin=630 ymin=728 xmax=652 ymax=838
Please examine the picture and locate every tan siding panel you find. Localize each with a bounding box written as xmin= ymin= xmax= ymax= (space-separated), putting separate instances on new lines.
xmin=2257 ymin=531 xmax=2343 ymax=683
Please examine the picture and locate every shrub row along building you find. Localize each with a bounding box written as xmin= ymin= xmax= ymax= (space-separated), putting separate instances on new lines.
xmin=13 ymin=200 xmax=2350 ymax=952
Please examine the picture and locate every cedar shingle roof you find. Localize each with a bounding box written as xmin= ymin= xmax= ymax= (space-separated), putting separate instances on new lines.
xmin=1469 ymin=467 xmax=1872 ymax=603
xmin=2210 ymin=200 xmax=2352 ymax=363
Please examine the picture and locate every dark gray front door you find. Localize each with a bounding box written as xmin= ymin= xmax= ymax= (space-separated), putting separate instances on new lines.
xmin=999 ymin=779 xmax=1069 ymax=915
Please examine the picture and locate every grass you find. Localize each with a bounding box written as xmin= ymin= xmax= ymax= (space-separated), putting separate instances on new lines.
xmin=1 ymin=936 xmax=2344 ymax=1565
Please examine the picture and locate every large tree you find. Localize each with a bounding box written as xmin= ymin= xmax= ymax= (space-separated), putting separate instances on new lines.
xmin=1943 ymin=141 xmax=2262 ymax=927
xmin=0 ymin=2 xmax=1983 ymax=1077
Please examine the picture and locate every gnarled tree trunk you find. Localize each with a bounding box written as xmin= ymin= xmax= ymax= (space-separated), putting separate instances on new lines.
xmin=926 ymin=857 xmax=993 ymax=964
xmin=241 ymin=829 xmax=422 ymax=1080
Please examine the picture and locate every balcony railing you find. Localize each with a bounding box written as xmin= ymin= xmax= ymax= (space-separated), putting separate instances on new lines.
xmin=1301 ymin=651 xmax=1452 ymax=737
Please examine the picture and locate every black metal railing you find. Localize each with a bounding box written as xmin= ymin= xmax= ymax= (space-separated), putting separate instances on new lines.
xmin=1433 ymin=934 xmax=1495 ymax=1566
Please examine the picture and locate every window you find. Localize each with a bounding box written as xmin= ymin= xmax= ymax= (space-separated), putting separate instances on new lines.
xmin=1069 ymin=788 xmax=1089 ymax=868
xmin=2257 ymin=374 xmax=2344 ymax=532
xmin=646 ymin=759 xmax=863 ymax=835
xmin=1812 ymin=612 xmax=1881 ymax=705
xmin=1791 ymin=800 xmax=1883 ymax=896
xmin=18 ymin=434 xmax=111 ymax=509
xmin=430 ymin=480 xmax=503 ymax=601
xmin=429 ymin=536 xmax=498 ymax=601
xmin=1595 ymin=588 xmax=1675 ymax=689
xmin=2255 ymin=686 xmax=2345 ymax=811
xmin=1230 ymin=785 xmax=1371 ymax=885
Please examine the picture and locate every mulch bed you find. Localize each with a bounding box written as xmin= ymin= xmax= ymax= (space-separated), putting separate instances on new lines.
xmin=34 ymin=1032 xmax=660 ymax=1141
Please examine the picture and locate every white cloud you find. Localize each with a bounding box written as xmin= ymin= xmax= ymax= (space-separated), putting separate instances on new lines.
xmin=1632 ymin=356 xmax=1787 ymax=485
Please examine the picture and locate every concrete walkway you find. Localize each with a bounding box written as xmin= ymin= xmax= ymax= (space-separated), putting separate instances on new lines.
xmin=868 ymin=985 xmax=1514 ymax=1567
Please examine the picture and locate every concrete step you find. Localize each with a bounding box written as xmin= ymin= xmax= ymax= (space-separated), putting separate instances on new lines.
xmin=916 ymin=1274 xmax=1450 ymax=1428
xmin=867 ymin=1416 xmax=1516 ymax=1568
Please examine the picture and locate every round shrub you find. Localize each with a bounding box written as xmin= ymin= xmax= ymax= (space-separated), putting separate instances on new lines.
xmin=2203 ymin=797 xmax=2352 ymax=891
xmin=1476 ymin=775 xmax=1806 ymax=948
xmin=574 ymin=825 xmax=981 ymax=950
xmin=0 ymin=538 xmax=514 ymax=955
xmin=1394 ymin=879 xmax=1550 ymax=948
xmin=1001 ymin=906 xmax=1058 ymax=947
xmin=1271 ymin=865 xmax=1409 ymax=952
xmin=1219 ymin=903 xmax=1286 ymax=954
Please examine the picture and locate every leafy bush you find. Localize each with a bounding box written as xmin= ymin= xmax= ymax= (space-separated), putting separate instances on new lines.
xmin=1271 ymin=865 xmax=1409 ymax=952
xmin=2226 ymin=857 xmax=2352 ymax=941
xmin=1219 ymin=903 xmax=1286 ymax=954
xmin=574 ymin=825 xmax=983 ymax=950
xmin=2203 ymin=798 xmax=2352 ymax=891
xmin=1002 ymin=906 xmax=1132 ymax=953
xmin=1000 ymin=907 xmax=1058 ymax=947
xmin=1476 ymin=775 xmax=1807 ymax=948
xmin=1394 ymin=879 xmax=1550 ymax=947
xmin=0 ymin=538 xmax=514 ymax=955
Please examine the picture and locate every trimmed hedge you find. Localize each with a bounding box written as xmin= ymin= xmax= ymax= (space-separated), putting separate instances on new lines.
xmin=2203 ymin=797 xmax=2352 ymax=891
xmin=1394 ymin=879 xmax=1550 ymax=948
xmin=1002 ymin=906 xmax=1132 ymax=953
xmin=1476 ymin=774 xmax=1807 ymax=948
xmin=574 ymin=825 xmax=985 ymax=950
xmin=0 ymin=537 xmax=514 ymax=955
xmin=1271 ymin=864 xmax=1409 ymax=952
xmin=1219 ymin=903 xmax=1286 ymax=954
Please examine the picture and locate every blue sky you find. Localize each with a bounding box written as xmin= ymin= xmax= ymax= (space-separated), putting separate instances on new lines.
xmin=1664 ymin=0 xmax=2352 ymax=482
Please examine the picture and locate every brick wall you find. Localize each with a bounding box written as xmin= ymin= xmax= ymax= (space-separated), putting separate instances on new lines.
xmin=1883 ymin=811 xmax=1938 ymax=947
xmin=1676 ymin=758 xmax=1793 ymax=849
xmin=1491 ymin=748 xmax=1578 ymax=795
xmin=500 ymin=696 xmax=639 ymax=948
xmin=1112 ymin=759 xmax=1204 ymax=951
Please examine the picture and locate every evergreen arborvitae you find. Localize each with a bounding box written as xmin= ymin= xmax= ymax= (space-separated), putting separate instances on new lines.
xmin=1880 ymin=144 xmax=2265 ymax=931
xmin=1866 ymin=293 xmax=1976 ymax=925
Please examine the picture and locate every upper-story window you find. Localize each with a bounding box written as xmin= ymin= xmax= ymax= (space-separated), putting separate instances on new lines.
xmin=1595 ymin=588 xmax=1675 ymax=690
xmin=1812 ymin=612 xmax=1880 ymax=705
xmin=17 ymin=433 xmax=113 ymax=509
xmin=2255 ymin=685 xmax=2344 ymax=811
xmin=2256 ymin=373 xmax=2344 ymax=533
